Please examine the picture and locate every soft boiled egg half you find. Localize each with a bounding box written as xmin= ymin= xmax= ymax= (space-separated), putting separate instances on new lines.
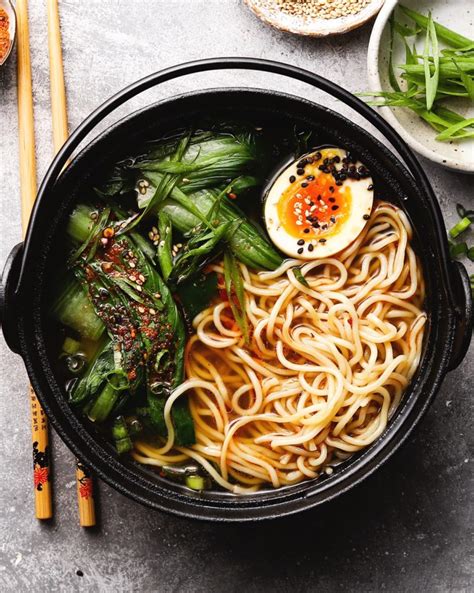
xmin=264 ymin=147 xmax=374 ymax=259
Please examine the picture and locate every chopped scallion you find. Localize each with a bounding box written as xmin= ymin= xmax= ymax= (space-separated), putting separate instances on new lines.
xmin=363 ymin=6 xmax=474 ymax=142
xmin=423 ymin=13 xmax=440 ymax=111
xmin=399 ymin=6 xmax=474 ymax=49
xmin=293 ymin=267 xmax=309 ymax=288
xmin=449 ymin=241 xmax=468 ymax=258
xmin=62 ymin=337 xmax=81 ymax=356
xmin=449 ymin=217 xmax=472 ymax=238
xmin=185 ymin=475 xmax=207 ymax=491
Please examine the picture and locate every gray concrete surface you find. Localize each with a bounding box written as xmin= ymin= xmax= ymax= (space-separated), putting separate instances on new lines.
xmin=0 ymin=1 xmax=472 ymax=591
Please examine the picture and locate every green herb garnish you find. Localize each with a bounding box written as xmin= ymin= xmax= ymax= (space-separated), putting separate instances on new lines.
xmin=362 ymin=6 xmax=474 ymax=142
xmin=450 ymin=216 xmax=472 ymax=238
xmin=223 ymin=249 xmax=248 ymax=343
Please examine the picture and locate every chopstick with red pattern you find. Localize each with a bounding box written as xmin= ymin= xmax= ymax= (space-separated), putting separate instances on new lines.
xmin=46 ymin=0 xmax=96 ymax=527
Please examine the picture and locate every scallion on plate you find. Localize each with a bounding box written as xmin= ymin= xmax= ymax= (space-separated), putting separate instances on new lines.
xmin=363 ymin=6 xmax=474 ymax=142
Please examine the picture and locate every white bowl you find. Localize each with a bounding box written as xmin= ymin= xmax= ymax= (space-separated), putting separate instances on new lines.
xmin=245 ymin=0 xmax=385 ymax=37
xmin=0 ymin=0 xmax=16 ymax=67
xmin=367 ymin=0 xmax=474 ymax=173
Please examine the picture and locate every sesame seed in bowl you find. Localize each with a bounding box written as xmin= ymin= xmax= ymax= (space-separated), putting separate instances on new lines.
xmin=244 ymin=0 xmax=385 ymax=36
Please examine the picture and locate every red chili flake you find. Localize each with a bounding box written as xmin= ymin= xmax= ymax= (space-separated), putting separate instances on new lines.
xmin=130 ymin=329 xmax=136 ymax=339
xmin=106 ymin=242 xmax=124 ymax=264
xmin=128 ymin=369 xmax=137 ymax=381
xmin=221 ymin=316 xmax=236 ymax=330
xmin=103 ymin=227 xmax=115 ymax=238
xmin=143 ymin=327 xmax=158 ymax=339
xmin=228 ymin=192 xmax=237 ymax=200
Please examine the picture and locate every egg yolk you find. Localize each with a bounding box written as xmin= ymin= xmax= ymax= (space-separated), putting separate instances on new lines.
xmin=277 ymin=171 xmax=351 ymax=240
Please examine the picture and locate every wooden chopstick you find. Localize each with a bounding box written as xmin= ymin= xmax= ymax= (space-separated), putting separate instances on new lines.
xmin=46 ymin=0 xmax=96 ymax=528
xmin=16 ymin=0 xmax=53 ymax=520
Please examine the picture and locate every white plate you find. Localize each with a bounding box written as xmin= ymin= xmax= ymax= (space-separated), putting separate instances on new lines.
xmin=245 ymin=0 xmax=385 ymax=37
xmin=367 ymin=0 xmax=474 ymax=173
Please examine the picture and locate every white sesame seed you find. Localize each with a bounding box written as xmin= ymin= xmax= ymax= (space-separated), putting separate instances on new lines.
xmin=263 ymin=0 xmax=370 ymax=20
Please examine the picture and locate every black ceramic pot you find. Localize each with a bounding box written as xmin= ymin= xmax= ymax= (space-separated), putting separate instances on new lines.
xmin=1 ymin=59 xmax=472 ymax=521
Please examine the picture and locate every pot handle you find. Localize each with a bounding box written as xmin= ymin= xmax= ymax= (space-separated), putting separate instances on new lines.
xmin=0 ymin=243 xmax=23 ymax=354
xmin=447 ymin=261 xmax=473 ymax=371
xmin=23 ymin=57 xmax=471 ymax=367
xmin=35 ymin=57 xmax=442 ymax=224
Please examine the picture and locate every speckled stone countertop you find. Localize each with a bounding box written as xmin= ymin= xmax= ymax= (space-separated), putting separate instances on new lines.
xmin=0 ymin=1 xmax=472 ymax=591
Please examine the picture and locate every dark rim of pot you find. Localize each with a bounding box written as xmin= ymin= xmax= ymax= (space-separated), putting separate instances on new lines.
xmin=13 ymin=88 xmax=459 ymax=521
